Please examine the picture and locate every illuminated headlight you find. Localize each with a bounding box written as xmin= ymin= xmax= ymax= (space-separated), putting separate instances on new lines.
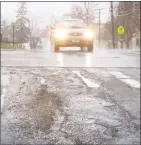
xmin=84 ymin=29 xmax=93 ymax=39
xmin=55 ymin=29 xmax=66 ymax=40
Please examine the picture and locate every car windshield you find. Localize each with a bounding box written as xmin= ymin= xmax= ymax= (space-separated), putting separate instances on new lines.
xmin=57 ymin=20 xmax=85 ymax=28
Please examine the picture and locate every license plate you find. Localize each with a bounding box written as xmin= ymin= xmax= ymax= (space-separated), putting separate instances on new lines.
xmin=72 ymin=40 xmax=79 ymax=43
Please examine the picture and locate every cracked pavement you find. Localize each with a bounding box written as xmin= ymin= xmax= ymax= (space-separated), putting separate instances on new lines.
xmin=1 ymin=48 xmax=140 ymax=144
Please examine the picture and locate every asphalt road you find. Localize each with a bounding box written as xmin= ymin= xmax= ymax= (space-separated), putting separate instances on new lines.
xmin=1 ymin=46 xmax=140 ymax=144
xmin=1 ymin=47 xmax=140 ymax=68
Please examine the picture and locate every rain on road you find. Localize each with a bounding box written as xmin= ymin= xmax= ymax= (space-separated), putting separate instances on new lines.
xmin=1 ymin=46 xmax=140 ymax=144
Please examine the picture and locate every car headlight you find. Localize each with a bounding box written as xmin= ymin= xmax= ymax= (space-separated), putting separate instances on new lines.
xmin=84 ymin=29 xmax=93 ymax=39
xmin=55 ymin=29 xmax=66 ymax=40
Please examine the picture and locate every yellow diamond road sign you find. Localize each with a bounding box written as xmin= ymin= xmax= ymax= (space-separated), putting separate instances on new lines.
xmin=117 ymin=25 xmax=124 ymax=35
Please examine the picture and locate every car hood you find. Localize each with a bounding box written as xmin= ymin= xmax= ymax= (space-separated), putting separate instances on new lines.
xmin=66 ymin=28 xmax=85 ymax=33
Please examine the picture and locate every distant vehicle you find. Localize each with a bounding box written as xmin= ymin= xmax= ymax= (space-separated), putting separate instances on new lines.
xmin=50 ymin=19 xmax=94 ymax=52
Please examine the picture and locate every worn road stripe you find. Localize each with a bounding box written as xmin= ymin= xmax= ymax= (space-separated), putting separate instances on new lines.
xmin=109 ymin=71 xmax=130 ymax=79
xmin=120 ymin=79 xmax=140 ymax=88
xmin=109 ymin=71 xmax=140 ymax=88
xmin=72 ymin=71 xmax=100 ymax=88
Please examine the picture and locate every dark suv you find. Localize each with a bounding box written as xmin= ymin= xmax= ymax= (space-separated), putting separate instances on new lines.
xmin=50 ymin=19 xmax=94 ymax=52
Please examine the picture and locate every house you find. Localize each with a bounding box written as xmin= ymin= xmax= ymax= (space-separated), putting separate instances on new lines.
xmin=131 ymin=32 xmax=140 ymax=49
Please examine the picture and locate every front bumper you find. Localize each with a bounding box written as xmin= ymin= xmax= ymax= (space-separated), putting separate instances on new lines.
xmin=54 ymin=36 xmax=93 ymax=46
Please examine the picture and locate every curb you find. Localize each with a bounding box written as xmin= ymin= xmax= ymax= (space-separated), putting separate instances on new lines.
xmin=1 ymin=49 xmax=16 ymax=51
xmin=1 ymin=49 xmax=25 ymax=51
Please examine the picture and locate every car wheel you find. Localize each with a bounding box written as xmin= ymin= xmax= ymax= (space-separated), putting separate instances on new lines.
xmin=80 ymin=46 xmax=84 ymax=51
xmin=88 ymin=43 xmax=93 ymax=52
xmin=55 ymin=44 xmax=59 ymax=52
xmin=51 ymin=42 xmax=59 ymax=52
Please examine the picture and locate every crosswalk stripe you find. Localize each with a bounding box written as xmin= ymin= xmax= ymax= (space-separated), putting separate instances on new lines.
xmin=120 ymin=79 xmax=140 ymax=89
xmin=109 ymin=71 xmax=140 ymax=88
xmin=73 ymin=69 xmax=140 ymax=89
xmin=72 ymin=71 xmax=100 ymax=88
xmin=109 ymin=71 xmax=130 ymax=79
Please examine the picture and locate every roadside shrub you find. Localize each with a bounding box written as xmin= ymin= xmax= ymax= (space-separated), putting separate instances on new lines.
xmin=0 ymin=43 xmax=24 ymax=49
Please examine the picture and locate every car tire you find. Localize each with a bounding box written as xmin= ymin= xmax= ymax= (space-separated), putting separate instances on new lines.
xmin=80 ymin=46 xmax=84 ymax=51
xmin=87 ymin=43 xmax=93 ymax=52
xmin=55 ymin=44 xmax=59 ymax=52
xmin=51 ymin=42 xmax=59 ymax=52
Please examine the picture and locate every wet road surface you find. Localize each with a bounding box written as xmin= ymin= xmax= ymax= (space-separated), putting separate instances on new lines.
xmin=1 ymin=48 xmax=140 ymax=68
xmin=1 ymin=48 xmax=140 ymax=144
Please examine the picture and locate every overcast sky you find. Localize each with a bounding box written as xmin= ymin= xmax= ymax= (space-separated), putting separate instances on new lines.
xmin=1 ymin=2 xmax=110 ymax=28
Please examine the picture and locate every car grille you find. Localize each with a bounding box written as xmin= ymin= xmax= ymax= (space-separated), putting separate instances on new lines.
xmin=68 ymin=32 xmax=83 ymax=36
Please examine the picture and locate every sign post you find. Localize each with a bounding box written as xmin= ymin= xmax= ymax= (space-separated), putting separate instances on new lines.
xmin=117 ymin=25 xmax=125 ymax=49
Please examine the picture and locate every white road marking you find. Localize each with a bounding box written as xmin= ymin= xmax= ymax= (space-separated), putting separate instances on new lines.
xmin=109 ymin=71 xmax=140 ymax=88
xmin=72 ymin=71 xmax=100 ymax=88
xmin=109 ymin=71 xmax=130 ymax=79
xmin=120 ymin=79 xmax=140 ymax=89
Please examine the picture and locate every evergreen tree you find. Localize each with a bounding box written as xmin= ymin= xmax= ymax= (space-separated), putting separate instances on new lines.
xmin=15 ymin=2 xmax=30 ymax=43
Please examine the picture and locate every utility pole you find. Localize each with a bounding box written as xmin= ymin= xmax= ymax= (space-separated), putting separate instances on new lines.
xmin=13 ymin=24 xmax=15 ymax=47
xmin=99 ymin=9 xmax=101 ymax=48
xmin=111 ymin=2 xmax=115 ymax=49
xmin=0 ymin=33 xmax=2 ymax=44
xmin=29 ymin=21 xmax=31 ymax=49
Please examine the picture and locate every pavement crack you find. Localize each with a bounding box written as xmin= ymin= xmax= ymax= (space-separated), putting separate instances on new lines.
xmin=102 ymin=88 xmax=138 ymax=127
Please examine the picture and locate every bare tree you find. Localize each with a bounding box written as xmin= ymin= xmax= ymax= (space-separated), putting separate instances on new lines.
xmin=116 ymin=2 xmax=140 ymax=48
xmin=71 ymin=4 xmax=83 ymax=19
xmin=104 ymin=3 xmax=119 ymax=43
xmin=30 ymin=15 xmax=40 ymax=37
xmin=1 ymin=19 xmax=8 ymax=28
xmin=70 ymin=2 xmax=98 ymax=25
xmin=1 ymin=19 xmax=10 ymax=42
xmin=105 ymin=2 xmax=140 ymax=48
xmin=131 ymin=2 xmax=140 ymax=31
xmin=50 ymin=14 xmax=60 ymax=27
